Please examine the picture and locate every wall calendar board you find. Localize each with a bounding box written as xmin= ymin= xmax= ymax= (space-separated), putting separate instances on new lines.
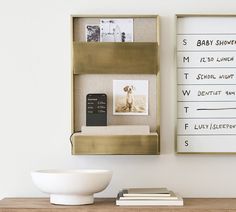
xmin=176 ymin=15 xmax=236 ymax=153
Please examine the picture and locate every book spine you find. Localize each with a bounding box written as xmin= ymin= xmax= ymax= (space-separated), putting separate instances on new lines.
xmin=116 ymin=191 xmax=124 ymax=200
xmin=116 ymin=200 xmax=184 ymax=206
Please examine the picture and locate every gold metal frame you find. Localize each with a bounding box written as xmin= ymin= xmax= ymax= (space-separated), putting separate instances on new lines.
xmin=175 ymin=14 xmax=236 ymax=154
xmin=71 ymin=15 xmax=160 ymax=155
xmin=73 ymin=42 xmax=158 ymax=74
xmin=71 ymin=134 xmax=158 ymax=155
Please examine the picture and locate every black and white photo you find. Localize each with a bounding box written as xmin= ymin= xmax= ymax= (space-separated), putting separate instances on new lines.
xmin=85 ymin=24 xmax=100 ymax=42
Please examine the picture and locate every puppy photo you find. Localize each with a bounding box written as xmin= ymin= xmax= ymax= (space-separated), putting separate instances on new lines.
xmin=123 ymin=85 xmax=135 ymax=112
xmin=113 ymin=80 xmax=148 ymax=115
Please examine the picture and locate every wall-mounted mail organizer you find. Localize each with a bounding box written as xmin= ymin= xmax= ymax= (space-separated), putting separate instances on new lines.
xmin=176 ymin=14 xmax=236 ymax=153
xmin=70 ymin=15 xmax=160 ymax=155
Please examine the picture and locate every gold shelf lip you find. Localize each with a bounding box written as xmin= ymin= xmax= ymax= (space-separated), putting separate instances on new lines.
xmin=71 ymin=133 xmax=159 ymax=155
xmin=71 ymin=14 xmax=159 ymax=18
xmin=73 ymin=42 xmax=158 ymax=75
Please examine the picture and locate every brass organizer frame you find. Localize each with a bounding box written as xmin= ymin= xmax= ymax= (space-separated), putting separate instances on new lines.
xmin=71 ymin=15 xmax=160 ymax=155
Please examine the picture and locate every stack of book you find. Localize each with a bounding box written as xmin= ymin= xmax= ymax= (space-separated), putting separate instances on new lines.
xmin=116 ymin=188 xmax=183 ymax=206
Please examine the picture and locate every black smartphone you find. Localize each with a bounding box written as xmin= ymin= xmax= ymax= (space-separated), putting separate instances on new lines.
xmin=86 ymin=93 xmax=107 ymax=126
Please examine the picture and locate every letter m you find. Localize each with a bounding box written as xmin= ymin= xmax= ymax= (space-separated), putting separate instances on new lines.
xmin=183 ymin=57 xmax=190 ymax=63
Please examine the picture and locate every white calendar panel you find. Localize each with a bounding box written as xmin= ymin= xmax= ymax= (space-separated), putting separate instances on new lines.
xmin=177 ymin=35 xmax=236 ymax=51
xmin=177 ymin=52 xmax=236 ymax=68
xmin=178 ymin=68 xmax=236 ymax=84
xmin=176 ymin=15 xmax=236 ymax=153
xmin=177 ymin=136 xmax=236 ymax=153
xmin=178 ymin=119 xmax=236 ymax=135
xmin=178 ymin=102 xmax=236 ymax=118
xmin=178 ymin=85 xmax=236 ymax=101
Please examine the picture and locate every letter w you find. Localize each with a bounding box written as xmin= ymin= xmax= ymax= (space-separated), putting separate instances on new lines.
xmin=182 ymin=90 xmax=191 ymax=96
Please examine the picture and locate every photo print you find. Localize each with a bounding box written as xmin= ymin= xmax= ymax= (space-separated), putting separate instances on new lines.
xmin=113 ymin=80 xmax=148 ymax=115
xmin=100 ymin=19 xmax=133 ymax=42
xmin=85 ymin=24 xmax=100 ymax=42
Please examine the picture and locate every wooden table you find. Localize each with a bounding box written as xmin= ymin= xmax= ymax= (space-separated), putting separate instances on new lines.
xmin=1 ymin=198 xmax=236 ymax=211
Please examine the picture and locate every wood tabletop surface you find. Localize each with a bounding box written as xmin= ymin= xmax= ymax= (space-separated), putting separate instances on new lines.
xmin=1 ymin=198 xmax=236 ymax=211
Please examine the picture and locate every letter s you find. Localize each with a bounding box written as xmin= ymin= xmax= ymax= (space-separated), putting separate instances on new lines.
xmin=183 ymin=39 xmax=187 ymax=45
xmin=185 ymin=140 xmax=189 ymax=146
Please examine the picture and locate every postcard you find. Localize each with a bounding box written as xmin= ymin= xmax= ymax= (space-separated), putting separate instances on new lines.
xmin=85 ymin=24 xmax=100 ymax=42
xmin=113 ymin=80 xmax=148 ymax=115
xmin=100 ymin=19 xmax=133 ymax=42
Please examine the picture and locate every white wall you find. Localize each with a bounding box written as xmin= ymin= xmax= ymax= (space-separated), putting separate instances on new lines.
xmin=1 ymin=0 xmax=236 ymax=199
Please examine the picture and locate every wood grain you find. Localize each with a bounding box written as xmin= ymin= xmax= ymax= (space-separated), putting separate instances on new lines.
xmin=1 ymin=198 xmax=236 ymax=212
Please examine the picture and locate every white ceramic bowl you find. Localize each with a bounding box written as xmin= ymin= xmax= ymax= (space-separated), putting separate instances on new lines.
xmin=31 ymin=169 xmax=112 ymax=205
